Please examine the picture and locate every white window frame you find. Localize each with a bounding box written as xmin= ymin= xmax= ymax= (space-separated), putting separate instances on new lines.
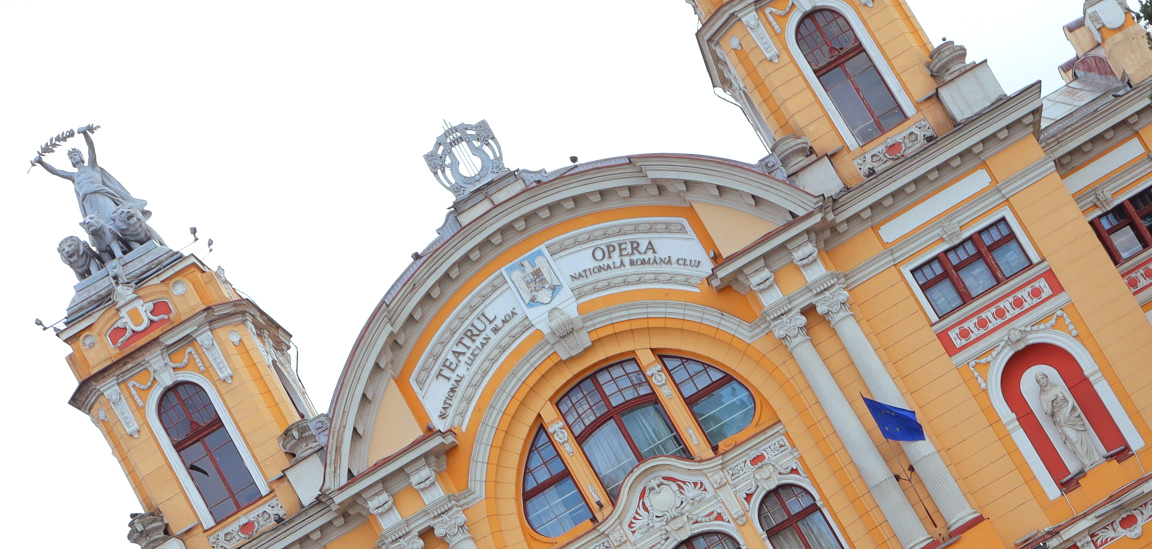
xmin=783 ymin=0 xmax=916 ymax=150
xmin=900 ymin=208 xmax=1042 ymax=323
xmin=146 ymin=372 xmax=271 ymax=528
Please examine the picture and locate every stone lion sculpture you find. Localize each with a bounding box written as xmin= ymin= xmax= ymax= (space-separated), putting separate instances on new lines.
xmin=58 ymin=236 xmax=105 ymax=281
xmin=81 ymin=213 xmax=128 ymax=262
xmin=110 ymin=204 xmax=165 ymax=249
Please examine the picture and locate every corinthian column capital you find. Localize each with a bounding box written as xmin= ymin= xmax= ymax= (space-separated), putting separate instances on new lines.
xmin=768 ymin=311 xmax=809 ymax=349
xmin=814 ymin=287 xmax=853 ymax=324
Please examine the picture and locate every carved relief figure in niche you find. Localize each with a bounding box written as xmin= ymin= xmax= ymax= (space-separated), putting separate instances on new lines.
xmin=1035 ymin=372 xmax=1103 ymax=468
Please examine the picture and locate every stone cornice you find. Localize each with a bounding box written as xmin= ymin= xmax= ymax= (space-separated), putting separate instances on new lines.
xmin=1041 ymin=77 xmax=1152 ymax=164
xmin=828 ymin=83 xmax=1043 ymax=243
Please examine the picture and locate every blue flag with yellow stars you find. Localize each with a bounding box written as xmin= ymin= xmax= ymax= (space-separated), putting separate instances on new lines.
xmin=863 ymin=396 xmax=926 ymax=442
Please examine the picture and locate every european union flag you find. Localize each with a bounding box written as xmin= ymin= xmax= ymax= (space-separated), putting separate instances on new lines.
xmin=863 ymin=396 xmax=926 ymax=442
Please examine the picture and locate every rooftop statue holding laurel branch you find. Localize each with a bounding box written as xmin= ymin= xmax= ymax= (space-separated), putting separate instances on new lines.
xmin=32 ymin=124 xmax=167 ymax=282
xmin=31 ymin=125 xmax=151 ymax=225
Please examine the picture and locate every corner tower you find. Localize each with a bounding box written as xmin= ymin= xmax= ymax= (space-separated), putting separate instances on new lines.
xmin=691 ymin=0 xmax=1006 ymax=194
xmin=35 ymin=126 xmax=321 ymax=549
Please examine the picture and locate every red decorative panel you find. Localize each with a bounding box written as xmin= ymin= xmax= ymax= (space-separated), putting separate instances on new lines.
xmin=938 ymin=270 xmax=1063 ymax=356
xmin=1121 ymin=256 xmax=1152 ymax=296
xmin=108 ymin=300 xmax=173 ymax=350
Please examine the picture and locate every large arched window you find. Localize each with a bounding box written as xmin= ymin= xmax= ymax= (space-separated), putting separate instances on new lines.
xmin=675 ymin=532 xmax=742 ymax=549
xmin=523 ymin=428 xmax=593 ymax=537
xmin=159 ymin=382 xmax=261 ymax=522
xmin=556 ymin=359 xmax=689 ymax=501
xmin=796 ymin=9 xmax=905 ymax=144
xmin=758 ymin=485 xmax=843 ymax=549
xmin=664 ymin=356 xmax=755 ymax=447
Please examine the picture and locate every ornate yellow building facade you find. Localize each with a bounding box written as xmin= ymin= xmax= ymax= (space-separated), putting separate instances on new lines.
xmin=46 ymin=1 xmax=1152 ymax=548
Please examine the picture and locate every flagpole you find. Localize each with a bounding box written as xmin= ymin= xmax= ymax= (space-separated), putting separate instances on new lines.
xmin=885 ymin=438 xmax=940 ymax=532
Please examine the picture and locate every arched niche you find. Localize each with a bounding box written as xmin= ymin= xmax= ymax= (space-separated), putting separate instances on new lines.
xmin=986 ymin=330 xmax=1144 ymax=498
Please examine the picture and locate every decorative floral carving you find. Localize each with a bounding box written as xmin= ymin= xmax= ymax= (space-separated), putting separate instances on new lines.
xmin=195 ymin=331 xmax=233 ymax=383
xmin=610 ymin=530 xmax=627 ymax=546
xmin=1090 ymin=498 xmax=1152 ymax=546
xmin=82 ymin=334 xmax=97 ymax=349
xmin=208 ymin=498 xmax=286 ymax=549
xmin=853 ymin=120 xmax=936 ymax=177
xmin=790 ymin=241 xmax=819 ymax=266
xmin=107 ymin=299 xmax=171 ymax=348
xmin=627 ymin=477 xmax=710 ymax=536
xmin=103 ymin=385 xmax=140 ymax=437
xmin=410 ymin=466 xmax=436 ymax=490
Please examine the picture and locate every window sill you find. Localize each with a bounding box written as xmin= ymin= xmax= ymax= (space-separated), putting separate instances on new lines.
xmin=931 ymin=261 xmax=1050 ymax=329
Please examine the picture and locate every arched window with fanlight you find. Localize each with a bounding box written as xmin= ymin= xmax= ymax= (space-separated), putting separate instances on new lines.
xmin=758 ymin=485 xmax=843 ymax=549
xmin=522 ymin=427 xmax=594 ymax=537
xmin=158 ymin=382 xmax=262 ymax=522
xmin=556 ymin=359 xmax=689 ymax=501
xmin=796 ymin=9 xmax=906 ymax=145
xmin=674 ymin=532 xmax=742 ymax=549
xmin=663 ymin=356 xmax=755 ymax=447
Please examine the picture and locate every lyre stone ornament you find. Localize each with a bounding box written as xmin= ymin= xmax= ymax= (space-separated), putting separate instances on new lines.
xmin=424 ymin=119 xmax=509 ymax=199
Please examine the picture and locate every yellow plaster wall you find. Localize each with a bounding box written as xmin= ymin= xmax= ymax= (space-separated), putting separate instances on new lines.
xmin=690 ymin=201 xmax=779 ymax=257
xmin=322 ymin=520 xmax=379 ymax=549
xmin=366 ymin=377 xmax=425 ymax=463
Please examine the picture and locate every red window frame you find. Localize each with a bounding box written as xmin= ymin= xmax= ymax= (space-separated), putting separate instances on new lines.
xmin=1091 ymin=187 xmax=1152 ymax=264
xmin=522 ymin=428 xmax=593 ymax=537
xmin=911 ymin=219 xmax=1032 ymax=317
xmin=757 ymin=485 xmax=843 ymax=549
xmin=661 ymin=356 xmax=755 ymax=449
xmin=556 ymin=359 xmax=688 ymax=500
xmin=158 ymin=383 xmax=260 ymax=522
xmin=796 ymin=9 xmax=905 ymax=144
xmin=674 ymin=532 xmax=741 ymax=549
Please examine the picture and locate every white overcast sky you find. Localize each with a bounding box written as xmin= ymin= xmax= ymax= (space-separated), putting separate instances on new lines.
xmin=0 ymin=1 xmax=1110 ymax=546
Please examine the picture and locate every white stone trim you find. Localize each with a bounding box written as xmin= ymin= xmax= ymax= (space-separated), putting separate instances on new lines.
xmin=878 ymin=170 xmax=992 ymax=243
xmin=1064 ymin=138 xmax=1145 ymax=195
xmin=749 ymin=481 xmax=851 ymax=549
xmin=900 ymin=208 xmax=1041 ymax=324
xmin=783 ymin=0 xmax=916 ymax=150
xmin=145 ymin=372 xmax=271 ymax=528
xmin=985 ymin=330 xmax=1145 ymax=499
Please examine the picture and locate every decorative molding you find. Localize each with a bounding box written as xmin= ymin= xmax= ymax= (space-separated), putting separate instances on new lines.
xmin=228 ymin=330 xmax=242 ymax=346
xmin=126 ymin=511 xmax=172 ymax=549
xmin=645 ymin=364 xmax=674 ymax=399
xmin=431 ymin=508 xmax=472 ymax=546
xmin=171 ymin=280 xmax=187 ymax=296
xmin=548 ymin=421 xmax=575 ymax=456
xmin=195 ymin=331 xmax=233 ymax=383
xmin=1090 ymin=498 xmax=1152 ymax=547
xmin=739 ymin=8 xmax=779 ymax=63
xmin=964 ymin=310 xmax=1080 ymax=392
xmin=101 ymin=384 xmax=139 ymax=437
xmin=942 ymin=272 xmax=1060 ymax=354
xmin=208 ymin=498 xmax=286 ymax=549
xmin=627 ymin=477 xmax=711 ymax=537
xmin=1122 ymin=257 xmax=1152 ymax=296
xmin=767 ymin=311 xmax=809 ymax=350
xmin=546 ymin=221 xmax=688 ymax=256
xmin=854 ymin=120 xmax=937 ymax=177
xmin=814 ymin=287 xmax=852 ymax=324
xmin=81 ymin=334 xmax=96 ymax=349
xmin=108 ymin=299 xmax=171 ymax=348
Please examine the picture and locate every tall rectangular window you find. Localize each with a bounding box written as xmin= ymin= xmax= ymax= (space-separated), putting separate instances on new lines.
xmin=911 ymin=219 xmax=1032 ymax=317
